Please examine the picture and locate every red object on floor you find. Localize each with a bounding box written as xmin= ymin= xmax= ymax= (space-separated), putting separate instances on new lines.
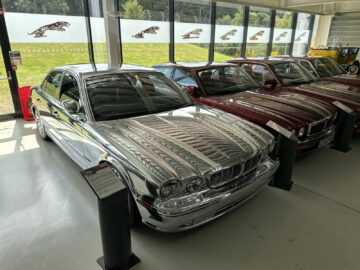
xmin=18 ymin=86 xmax=34 ymax=121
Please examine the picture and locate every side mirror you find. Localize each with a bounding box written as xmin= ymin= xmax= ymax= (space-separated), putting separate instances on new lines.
xmin=263 ymin=79 xmax=277 ymax=89
xmin=183 ymin=85 xmax=201 ymax=98
xmin=62 ymin=99 xmax=80 ymax=114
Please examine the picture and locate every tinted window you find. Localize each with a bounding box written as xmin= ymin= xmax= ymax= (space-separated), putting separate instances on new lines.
xmin=313 ymin=58 xmax=344 ymax=77
xmin=155 ymin=67 xmax=174 ymax=78
xmin=173 ymin=69 xmax=198 ymax=86
xmin=272 ymin=62 xmax=316 ymax=86
xmin=197 ymin=66 xmax=259 ymax=96
xmin=85 ymin=72 xmax=193 ymax=121
xmin=42 ymin=71 xmax=63 ymax=98
xmin=59 ymin=73 xmax=80 ymax=103
xmin=241 ymin=63 xmax=275 ymax=83
xmin=299 ymin=61 xmax=318 ymax=77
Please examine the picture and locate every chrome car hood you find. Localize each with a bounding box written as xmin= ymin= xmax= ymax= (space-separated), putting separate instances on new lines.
xmin=91 ymin=105 xmax=274 ymax=186
xmin=295 ymin=81 xmax=360 ymax=105
xmin=207 ymin=90 xmax=334 ymax=128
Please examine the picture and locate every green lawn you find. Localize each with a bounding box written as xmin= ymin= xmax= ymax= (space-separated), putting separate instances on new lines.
xmin=0 ymin=43 xmax=230 ymax=90
xmin=0 ymin=42 xmax=230 ymax=114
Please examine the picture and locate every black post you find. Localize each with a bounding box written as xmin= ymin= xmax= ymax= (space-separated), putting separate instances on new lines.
xmin=266 ymin=10 xmax=276 ymax=57
xmin=208 ymin=1 xmax=216 ymax=63
xmin=331 ymin=101 xmax=357 ymax=153
xmin=0 ymin=0 xmax=22 ymax=116
xmin=115 ymin=0 xmax=124 ymax=65
xmin=289 ymin=12 xmax=298 ymax=56
xmin=240 ymin=6 xmax=250 ymax=57
xmin=169 ymin=0 xmax=175 ymax=63
xmin=266 ymin=121 xmax=298 ymax=191
xmin=81 ymin=163 xmax=140 ymax=270
xmin=83 ymin=0 xmax=95 ymax=64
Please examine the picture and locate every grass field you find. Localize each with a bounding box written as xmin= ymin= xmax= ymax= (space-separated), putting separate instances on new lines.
xmin=0 ymin=42 xmax=230 ymax=114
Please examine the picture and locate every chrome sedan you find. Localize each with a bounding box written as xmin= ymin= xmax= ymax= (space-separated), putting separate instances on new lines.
xmin=31 ymin=64 xmax=279 ymax=232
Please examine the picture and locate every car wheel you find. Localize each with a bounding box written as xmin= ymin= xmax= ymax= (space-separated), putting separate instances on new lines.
xmin=34 ymin=109 xmax=50 ymax=140
xmin=110 ymin=166 xmax=141 ymax=227
xmin=349 ymin=64 xmax=359 ymax=74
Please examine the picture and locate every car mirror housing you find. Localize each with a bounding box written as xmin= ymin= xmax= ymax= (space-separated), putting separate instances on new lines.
xmin=62 ymin=99 xmax=80 ymax=114
xmin=184 ymin=85 xmax=201 ymax=98
xmin=263 ymin=79 xmax=277 ymax=89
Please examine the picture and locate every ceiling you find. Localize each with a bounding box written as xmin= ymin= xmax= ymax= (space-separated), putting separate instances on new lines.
xmin=225 ymin=0 xmax=360 ymax=14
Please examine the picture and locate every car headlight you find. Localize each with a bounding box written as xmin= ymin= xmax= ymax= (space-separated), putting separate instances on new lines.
xmin=298 ymin=127 xmax=305 ymax=137
xmin=160 ymin=180 xmax=181 ymax=199
xmin=186 ymin=178 xmax=203 ymax=193
xmin=268 ymin=140 xmax=275 ymax=153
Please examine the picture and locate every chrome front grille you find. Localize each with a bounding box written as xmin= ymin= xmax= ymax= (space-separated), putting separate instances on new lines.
xmin=208 ymin=153 xmax=262 ymax=189
xmin=308 ymin=119 xmax=327 ymax=136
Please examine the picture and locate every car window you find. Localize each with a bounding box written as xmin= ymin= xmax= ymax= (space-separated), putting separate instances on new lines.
xmin=272 ymin=62 xmax=317 ymax=86
xmin=173 ymin=69 xmax=198 ymax=86
xmin=197 ymin=66 xmax=259 ymax=96
xmin=59 ymin=73 xmax=80 ymax=103
xmin=313 ymin=58 xmax=344 ymax=77
xmin=155 ymin=67 xmax=174 ymax=78
xmin=241 ymin=64 xmax=275 ymax=83
xmin=42 ymin=71 xmax=63 ymax=98
xmin=299 ymin=61 xmax=317 ymax=76
xmin=85 ymin=72 xmax=193 ymax=121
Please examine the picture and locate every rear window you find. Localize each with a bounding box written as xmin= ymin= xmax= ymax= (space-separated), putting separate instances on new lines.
xmin=85 ymin=72 xmax=193 ymax=121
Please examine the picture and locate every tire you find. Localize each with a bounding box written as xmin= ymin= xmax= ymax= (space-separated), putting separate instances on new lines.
xmin=110 ymin=166 xmax=141 ymax=227
xmin=348 ymin=64 xmax=359 ymax=75
xmin=34 ymin=109 xmax=50 ymax=141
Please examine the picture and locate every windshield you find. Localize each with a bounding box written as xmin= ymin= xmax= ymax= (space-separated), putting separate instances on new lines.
xmin=312 ymin=57 xmax=345 ymax=77
xmin=272 ymin=62 xmax=317 ymax=86
xmin=197 ymin=66 xmax=259 ymax=96
xmin=85 ymin=72 xmax=193 ymax=121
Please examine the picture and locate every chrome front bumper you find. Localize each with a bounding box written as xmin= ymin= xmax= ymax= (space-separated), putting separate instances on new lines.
xmin=137 ymin=158 xmax=279 ymax=233
xmin=297 ymin=126 xmax=336 ymax=151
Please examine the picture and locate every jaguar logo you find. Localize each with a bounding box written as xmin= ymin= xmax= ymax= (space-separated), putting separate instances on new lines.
xmin=132 ymin=26 xmax=160 ymax=38
xmin=295 ymin=31 xmax=307 ymax=41
xmin=220 ymin=29 xmax=237 ymax=41
xmin=275 ymin=31 xmax=288 ymax=41
xmin=182 ymin=28 xmax=203 ymax=39
xmin=28 ymin=21 xmax=70 ymax=38
xmin=249 ymin=30 xmax=265 ymax=41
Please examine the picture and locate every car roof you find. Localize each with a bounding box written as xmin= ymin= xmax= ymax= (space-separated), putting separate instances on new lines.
xmin=153 ymin=61 xmax=237 ymax=71
xmin=228 ymin=57 xmax=297 ymax=64
xmin=53 ymin=63 xmax=157 ymax=76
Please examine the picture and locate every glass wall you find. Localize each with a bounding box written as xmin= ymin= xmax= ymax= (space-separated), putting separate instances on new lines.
xmin=293 ymin=12 xmax=313 ymax=56
xmin=246 ymin=7 xmax=271 ymax=57
xmin=271 ymin=11 xmax=293 ymax=56
xmin=174 ymin=0 xmax=211 ymax=62
xmin=214 ymin=2 xmax=244 ymax=61
xmin=118 ymin=0 xmax=170 ymax=65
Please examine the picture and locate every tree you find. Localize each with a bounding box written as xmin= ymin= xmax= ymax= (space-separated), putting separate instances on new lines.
xmin=11 ymin=0 xmax=69 ymax=15
xmin=232 ymin=7 xmax=244 ymax=25
xmin=275 ymin=12 xmax=292 ymax=28
xmin=122 ymin=0 xmax=146 ymax=20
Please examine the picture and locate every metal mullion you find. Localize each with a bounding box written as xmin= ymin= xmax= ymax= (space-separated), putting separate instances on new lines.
xmin=289 ymin=12 xmax=298 ymax=56
xmin=169 ymin=0 xmax=175 ymax=62
xmin=266 ymin=9 xmax=276 ymax=57
xmin=241 ymin=6 xmax=250 ymax=57
xmin=208 ymin=1 xmax=216 ymax=63
xmin=84 ymin=0 xmax=95 ymax=64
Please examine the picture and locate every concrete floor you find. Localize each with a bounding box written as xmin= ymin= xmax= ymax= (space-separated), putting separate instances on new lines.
xmin=1 ymin=119 xmax=360 ymax=270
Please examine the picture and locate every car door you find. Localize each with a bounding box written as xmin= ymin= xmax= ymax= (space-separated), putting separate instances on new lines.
xmin=56 ymin=72 xmax=86 ymax=168
xmin=36 ymin=70 xmax=64 ymax=139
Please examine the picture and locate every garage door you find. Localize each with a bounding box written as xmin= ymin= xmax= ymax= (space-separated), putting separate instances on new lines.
xmin=328 ymin=12 xmax=360 ymax=60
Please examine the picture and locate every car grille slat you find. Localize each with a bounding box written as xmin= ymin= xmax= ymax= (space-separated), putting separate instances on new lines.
xmin=208 ymin=154 xmax=262 ymax=188
xmin=308 ymin=119 xmax=327 ymax=136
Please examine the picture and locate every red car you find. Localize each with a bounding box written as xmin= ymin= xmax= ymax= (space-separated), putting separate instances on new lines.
xmin=228 ymin=58 xmax=360 ymax=132
xmin=154 ymin=62 xmax=337 ymax=153
xmin=279 ymin=56 xmax=360 ymax=88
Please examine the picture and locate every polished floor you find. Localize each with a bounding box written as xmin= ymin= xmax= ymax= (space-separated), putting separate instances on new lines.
xmin=1 ymin=119 xmax=360 ymax=270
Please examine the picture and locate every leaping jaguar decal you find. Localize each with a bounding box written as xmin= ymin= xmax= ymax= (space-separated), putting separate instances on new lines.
xmin=28 ymin=21 xmax=70 ymax=38
xmin=220 ymin=29 xmax=237 ymax=41
xmin=132 ymin=26 xmax=160 ymax=38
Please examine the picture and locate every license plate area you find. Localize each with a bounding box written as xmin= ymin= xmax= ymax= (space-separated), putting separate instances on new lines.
xmin=318 ymin=132 xmax=335 ymax=148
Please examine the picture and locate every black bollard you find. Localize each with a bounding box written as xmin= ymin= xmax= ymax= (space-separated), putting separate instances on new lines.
xmin=81 ymin=163 xmax=140 ymax=270
xmin=266 ymin=120 xmax=298 ymax=191
xmin=331 ymin=101 xmax=357 ymax=153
